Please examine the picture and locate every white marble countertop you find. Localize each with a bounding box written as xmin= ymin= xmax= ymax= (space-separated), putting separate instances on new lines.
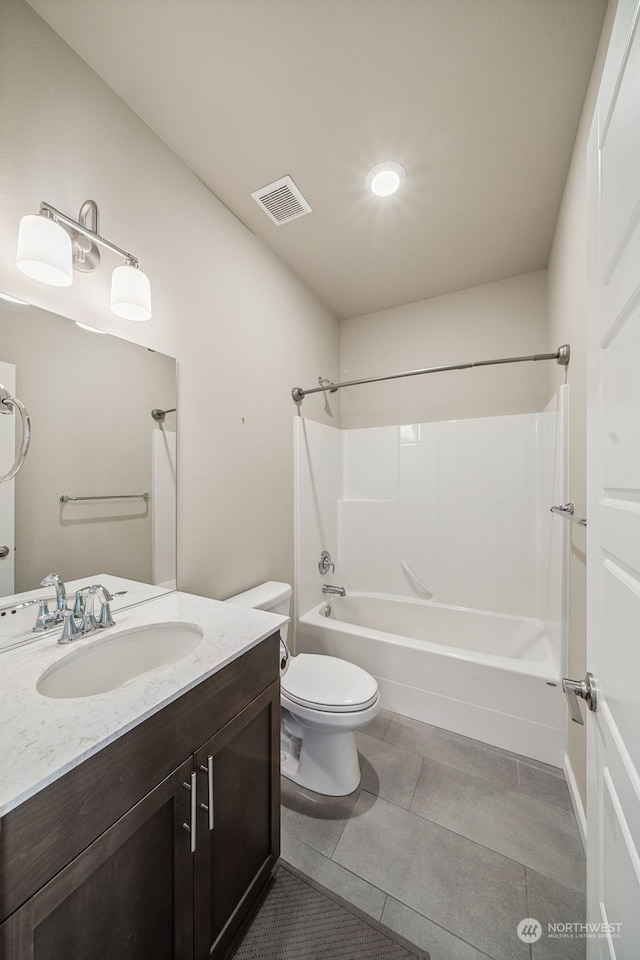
xmin=0 ymin=590 xmax=286 ymax=817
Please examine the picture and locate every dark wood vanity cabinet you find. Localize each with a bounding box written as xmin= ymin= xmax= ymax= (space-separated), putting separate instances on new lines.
xmin=0 ymin=635 xmax=281 ymax=960
xmin=194 ymin=683 xmax=281 ymax=958
xmin=0 ymin=759 xmax=196 ymax=960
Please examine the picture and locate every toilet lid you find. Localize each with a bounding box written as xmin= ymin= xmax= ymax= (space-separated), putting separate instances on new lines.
xmin=281 ymin=654 xmax=378 ymax=713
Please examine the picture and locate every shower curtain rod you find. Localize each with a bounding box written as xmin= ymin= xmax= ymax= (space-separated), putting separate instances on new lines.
xmin=291 ymin=344 xmax=570 ymax=403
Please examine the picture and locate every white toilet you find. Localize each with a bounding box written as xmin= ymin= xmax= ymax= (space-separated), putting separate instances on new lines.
xmin=225 ymin=581 xmax=379 ymax=796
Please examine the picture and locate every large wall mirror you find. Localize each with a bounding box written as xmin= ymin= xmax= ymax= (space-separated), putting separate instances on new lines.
xmin=0 ymin=298 xmax=176 ymax=601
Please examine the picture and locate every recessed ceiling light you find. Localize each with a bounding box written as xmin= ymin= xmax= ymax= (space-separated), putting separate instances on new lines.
xmin=365 ymin=161 xmax=406 ymax=197
xmin=0 ymin=291 xmax=29 ymax=305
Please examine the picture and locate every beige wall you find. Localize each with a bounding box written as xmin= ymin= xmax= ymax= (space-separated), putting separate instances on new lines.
xmin=340 ymin=271 xmax=549 ymax=429
xmin=546 ymin=2 xmax=615 ymax=811
xmin=0 ymin=0 xmax=339 ymax=600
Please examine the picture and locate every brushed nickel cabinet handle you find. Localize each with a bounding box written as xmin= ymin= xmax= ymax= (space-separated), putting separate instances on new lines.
xmin=181 ymin=771 xmax=197 ymax=852
xmin=199 ymin=755 xmax=214 ymax=830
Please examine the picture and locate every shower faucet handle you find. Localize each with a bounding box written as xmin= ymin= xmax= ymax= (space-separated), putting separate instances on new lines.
xmin=318 ymin=550 xmax=335 ymax=575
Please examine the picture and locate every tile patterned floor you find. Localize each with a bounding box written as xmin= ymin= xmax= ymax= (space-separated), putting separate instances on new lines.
xmin=280 ymin=710 xmax=586 ymax=960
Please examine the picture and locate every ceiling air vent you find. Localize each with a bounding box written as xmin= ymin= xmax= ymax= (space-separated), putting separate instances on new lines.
xmin=251 ymin=175 xmax=312 ymax=225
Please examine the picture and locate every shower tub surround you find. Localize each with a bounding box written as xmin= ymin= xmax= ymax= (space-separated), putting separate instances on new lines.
xmin=294 ymin=388 xmax=568 ymax=765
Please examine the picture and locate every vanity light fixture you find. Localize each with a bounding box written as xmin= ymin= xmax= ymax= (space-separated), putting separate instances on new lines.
xmin=16 ymin=200 xmax=152 ymax=321
xmin=365 ymin=161 xmax=406 ymax=197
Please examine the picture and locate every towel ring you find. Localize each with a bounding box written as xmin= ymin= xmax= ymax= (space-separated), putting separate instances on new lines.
xmin=0 ymin=384 xmax=31 ymax=483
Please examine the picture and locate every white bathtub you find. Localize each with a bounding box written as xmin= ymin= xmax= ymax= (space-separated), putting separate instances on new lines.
xmin=296 ymin=593 xmax=567 ymax=766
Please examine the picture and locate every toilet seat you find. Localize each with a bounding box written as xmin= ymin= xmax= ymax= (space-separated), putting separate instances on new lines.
xmin=281 ymin=654 xmax=378 ymax=714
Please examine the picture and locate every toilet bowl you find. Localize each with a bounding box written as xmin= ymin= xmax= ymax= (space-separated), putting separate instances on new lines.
xmin=225 ymin=582 xmax=379 ymax=796
xmin=280 ymin=652 xmax=379 ymax=795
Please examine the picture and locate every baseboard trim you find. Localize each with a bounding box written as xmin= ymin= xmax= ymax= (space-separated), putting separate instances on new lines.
xmin=563 ymin=751 xmax=587 ymax=852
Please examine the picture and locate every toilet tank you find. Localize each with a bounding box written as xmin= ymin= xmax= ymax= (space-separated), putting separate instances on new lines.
xmin=225 ymin=581 xmax=291 ymax=641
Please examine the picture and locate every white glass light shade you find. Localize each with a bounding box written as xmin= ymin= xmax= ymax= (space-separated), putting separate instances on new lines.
xmin=365 ymin=161 xmax=406 ymax=197
xmin=16 ymin=215 xmax=73 ymax=286
xmin=110 ymin=264 xmax=152 ymax=321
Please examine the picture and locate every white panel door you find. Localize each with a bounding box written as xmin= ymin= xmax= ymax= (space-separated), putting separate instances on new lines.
xmin=0 ymin=360 xmax=16 ymax=595
xmin=586 ymin=1 xmax=640 ymax=956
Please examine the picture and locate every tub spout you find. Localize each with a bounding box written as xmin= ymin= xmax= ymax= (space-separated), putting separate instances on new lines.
xmin=322 ymin=584 xmax=346 ymax=597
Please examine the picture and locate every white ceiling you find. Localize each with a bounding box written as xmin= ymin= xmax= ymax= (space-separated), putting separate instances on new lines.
xmin=27 ymin=0 xmax=607 ymax=320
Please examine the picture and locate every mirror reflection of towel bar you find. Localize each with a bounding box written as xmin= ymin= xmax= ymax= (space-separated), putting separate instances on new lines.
xmin=550 ymin=503 xmax=587 ymax=526
xmin=0 ymin=383 xmax=31 ymax=484
xmin=60 ymin=492 xmax=150 ymax=503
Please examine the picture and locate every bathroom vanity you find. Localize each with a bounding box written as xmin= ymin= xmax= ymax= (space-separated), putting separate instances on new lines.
xmin=0 ymin=591 xmax=284 ymax=959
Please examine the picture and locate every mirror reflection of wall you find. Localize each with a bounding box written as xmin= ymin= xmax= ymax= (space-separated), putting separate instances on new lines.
xmin=0 ymin=299 xmax=176 ymax=599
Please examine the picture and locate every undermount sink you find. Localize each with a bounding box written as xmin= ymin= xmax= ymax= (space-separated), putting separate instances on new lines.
xmin=37 ymin=621 xmax=204 ymax=699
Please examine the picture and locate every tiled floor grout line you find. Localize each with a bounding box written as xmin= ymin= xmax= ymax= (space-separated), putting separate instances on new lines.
xmin=360 ymin=728 xmax=572 ymax=817
xmin=517 ymin=791 xmax=574 ymax=816
xmin=286 ymin=827 xmax=529 ymax=960
xmin=517 ymin=758 xmax=566 ymax=781
xmin=379 ymin=891 xmax=388 ymax=921
xmin=286 ymin=837 xmax=389 ymax=919
xmin=396 ymin=906 xmax=504 ymax=960
xmin=407 ymin=754 xmax=424 ymax=810
xmin=523 ymin=867 xmax=534 ymax=960
xmin=308 ymin=817 xmax=500 ymax=960
xmin=405 ymin=908 xmax=504 ymax=960
xmin=327 ymin=788 xmax=363 ymax=858
xmin=283 ymin=709 xmax=585 ymax=959
xmin=349 ymin=786 xmax=586 ymax=900
xmin=383 ymin=714 xmax=566 ymax=780
xmin=354 ymin=725 xmax=582 ymax=892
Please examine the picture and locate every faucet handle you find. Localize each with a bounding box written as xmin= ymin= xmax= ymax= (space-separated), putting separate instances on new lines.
xmin=90 ymin=584 xmax=116 ymax=627
xmin=32 ymin=600 xmax=51 ymax=633
xmin=318 ymin=550 xmax=335 ymax=575
xmin=58 ymin=610 xmax=80 ymax=645
xmin=74 ymin=586 xmax=98 ymax=633
xmin=73 ymin=584 xmax=117 ymax=630
xmin=73 ymin=587 xmax=91 ymax=617
xmin=98 ymin=599 xmax=115 ymax=628
xmin=92 ymin=584 xmax=114 ymax=602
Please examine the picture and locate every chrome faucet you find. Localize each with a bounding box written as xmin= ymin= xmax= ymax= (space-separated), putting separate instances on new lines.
xmin=322 ymin=584 xmax=346 ymax=597
xmin=56 ymin=583 xmax=122 ymax=644
xmin=77 ymin=585 xmax=99 ymax=634
xmin=40 ymin=573 xmax=67 ymax=612
xmin=30 ymin=573 xmax=69 ymax=631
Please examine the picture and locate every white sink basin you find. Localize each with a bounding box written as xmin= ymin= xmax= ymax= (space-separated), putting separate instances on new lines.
xmin=37 ymin=621 xmax=204 ymax=699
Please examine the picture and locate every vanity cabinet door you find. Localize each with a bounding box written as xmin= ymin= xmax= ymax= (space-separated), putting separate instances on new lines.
xmin=193 ymin=679 xmax=280 ymax=960
xmin=0 ymin=758 xmax=194 ymax=960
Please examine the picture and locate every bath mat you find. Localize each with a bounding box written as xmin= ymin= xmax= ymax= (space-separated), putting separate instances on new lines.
xmin=227 ymin=862 xmax=429 ymax=960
